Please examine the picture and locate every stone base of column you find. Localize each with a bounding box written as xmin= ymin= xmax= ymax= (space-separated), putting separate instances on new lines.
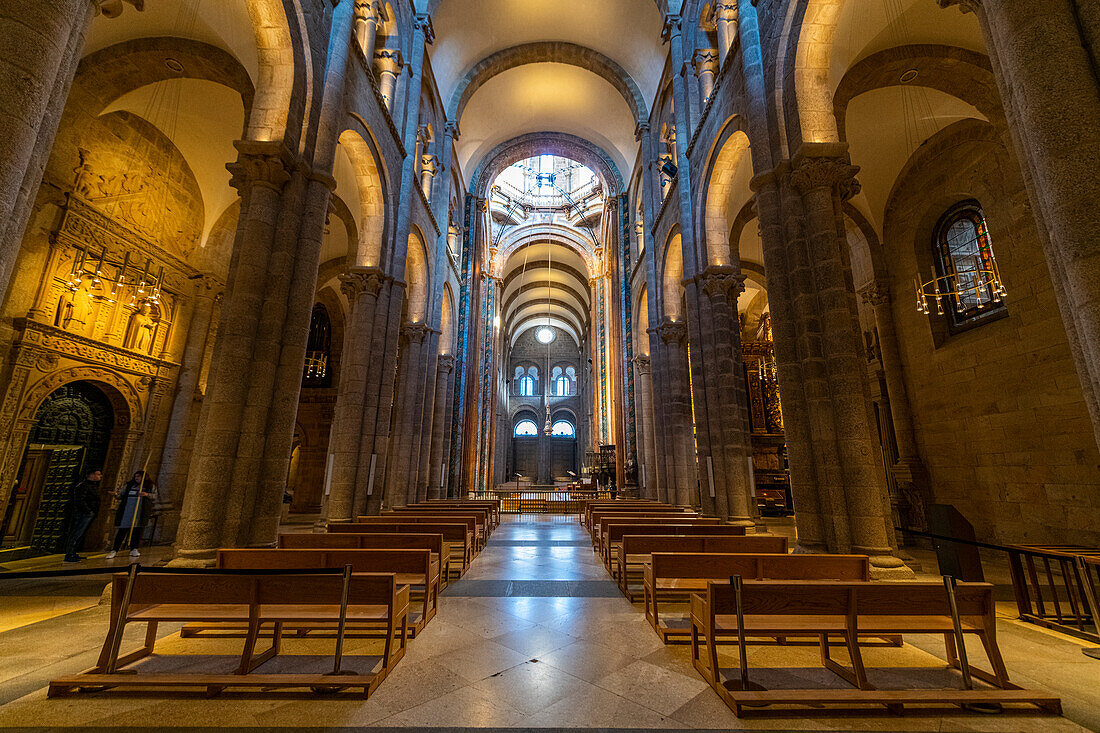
xmin=166 ymin=552 xmax=216 ymax=568
xmin=727 ymin=516 xmax=755 ymax=527
xmin=857 ymin=549 xmax=916 ymax=579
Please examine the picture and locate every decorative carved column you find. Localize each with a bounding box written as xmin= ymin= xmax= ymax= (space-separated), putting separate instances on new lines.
xmin=420 ymin=154 xmax=439 ymax=200
xmin=860 ymin=282 xmax=928 ymax=528
xmin=156 ymin=276 xmax=219 ymax=541
xmin=937 ymin=0 xmax=1100 ymax=450
xmin=711 ymin=2 xmax=738 ymax=67
xmin=354 ymin=0 xmax=380 ymax=61
xmin=323 ymin=266 xmax=387 ymax=523
xmin=789 ymin=152 xmax=905 ymax=573
xmin=374 ymin=49 xmax=402 ymax=111
xmin=692 ymin=49 xmax=719 ymax=105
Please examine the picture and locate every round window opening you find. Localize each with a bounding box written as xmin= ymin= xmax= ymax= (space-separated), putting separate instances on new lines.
xmin=536 ymin=327 xmax=555 ymax=344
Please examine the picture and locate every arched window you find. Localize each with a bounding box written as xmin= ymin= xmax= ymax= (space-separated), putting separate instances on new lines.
xmin=934 ymin=201 xmax=1005 ymax=326
xmin=514 ymin=419 xmax=538 ymax=437
xmin=303 ymin=304 xmax=331 ymax=387
xmin=518 ymin=376 xmax=535 ymax=396
xmin=555 ymin=375 xmax=570 ymax=396
xmin=550 ymin=420 xmax=575 ymax=437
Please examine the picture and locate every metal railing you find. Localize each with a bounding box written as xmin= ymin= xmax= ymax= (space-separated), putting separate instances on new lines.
xmin=469 ymin=489 xmax=612 ymax=514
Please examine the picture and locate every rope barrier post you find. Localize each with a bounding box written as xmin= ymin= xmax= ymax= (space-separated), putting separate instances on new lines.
xmin=104 ymin=563 xmax=140 ymax=673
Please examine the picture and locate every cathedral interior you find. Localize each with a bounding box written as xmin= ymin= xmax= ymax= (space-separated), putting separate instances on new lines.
xmin=0 ymin=0 xmax=1098 ymax=729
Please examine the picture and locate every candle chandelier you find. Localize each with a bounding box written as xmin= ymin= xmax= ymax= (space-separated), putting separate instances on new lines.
xmin=65 ymin=246 xmax=165 ymax=306
xmin=913 ymin=262 xmax=1006 ymax=316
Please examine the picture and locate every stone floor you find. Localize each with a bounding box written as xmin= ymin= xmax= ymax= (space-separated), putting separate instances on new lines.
xmin=0 ymin=514 xmax=1096 ymax=731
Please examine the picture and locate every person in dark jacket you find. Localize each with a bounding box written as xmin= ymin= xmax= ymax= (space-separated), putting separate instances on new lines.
xmin=106 ymin=470 xmax=156 ymax=559
xmin=62 ymin=468 xmax=102 ymax=562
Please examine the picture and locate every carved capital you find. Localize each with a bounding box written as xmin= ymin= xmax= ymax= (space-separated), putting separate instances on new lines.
xmin=421 ymin=154 xmax=440 ymax=175
xmin=339 ymin=266 xmax=387 ymax=302
xmin=633 ymin=354 xmax=652 ymax=374
xmin=711 ymin=2 xmax=739 ymax=24
xmin=94 ymin=0 xmax=143 ymax=18
xmin=374 ymin=49 xmax=403 ymax=74
xmin=661 ymin=14 xmax=682 ymax=43
xmin=401 ymin=322 xmax=432 ymax=345
xmin=859 ymin=281 xmax=892 ymax=307
xmin=692 ymin=49 xmax=720 ymax=76
xmin=790 ymin=156 xmax=861 ymax=200
xmin=227 ymin=141 xmax=294 ymax=194
xmin=354 ymin=0 xmax=379 ymax=22
xmin=437 ymin=354 xmax=456 ymax=373
xmin=414 ymin=13 xmax=435 ymax=44
xmin=634 ymin=121 xmax=651 ymax=141
xmin=657 ymin=320 xmax=688 ymax=346
xmin=698 ymin=266 xmax=747 ymax=301
xmin=443 ymin=121 xmax=460 ymax=141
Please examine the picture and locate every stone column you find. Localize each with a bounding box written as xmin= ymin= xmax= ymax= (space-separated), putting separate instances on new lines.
xmin=323 ymin=267 xmax=387 ymax=523
xmin=427 ymin=354 xmax=455 ymax=499
xmin=712 ymin=2 xmax=738 ymax=68
xmin=386 ymin=322 xmax=431 ymax=506
xmin=697 ymin=266 xmax=755 ymax=524
xmin=411 ymin=328 xmax=440 ymax=502
xmin=692 ymin=49 xmax=719 ymax=106
xmin=633 ymin=354 xmax=658 ymax=499
xmin=0 ymin=0 xmax=138 ymax=303
xmin=155 ymin=276 xmax=219 ymax=540
xmin=374 ymin=50 xmax=402 ymax=111
xmin=420 ymin=153 xmax=438 ymax=200
xmin=789 ymin=152 xmax=904 ymax=572
xmin=173 ymin=141 xmax=293 ymax=563
xmin=860 ymin=281 xmax=928 ymax=527
xmin=354 ymin=0 xmax=380 ymax=61
xmin=656 ymin=320 xmax=697 ymax=506
xmin=937 ymin=0 xmax=1100 ymax=450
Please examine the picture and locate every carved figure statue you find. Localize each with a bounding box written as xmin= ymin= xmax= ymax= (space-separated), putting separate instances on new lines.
xmin=124 ymin=302 xmax=158 ymax=353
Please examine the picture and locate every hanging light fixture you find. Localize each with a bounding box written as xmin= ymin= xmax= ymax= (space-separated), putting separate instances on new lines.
xmin=543 ymin=232 xmax=553 ymax=435
xmin=914 ymin=261 xmax=1006 ymax=316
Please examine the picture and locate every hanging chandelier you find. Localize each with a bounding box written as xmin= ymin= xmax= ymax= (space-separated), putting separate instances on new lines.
xmin=914 ymin=263 xmax=1006 ymax=316
xmin=65 ymin=246 xmax=164 ymax=306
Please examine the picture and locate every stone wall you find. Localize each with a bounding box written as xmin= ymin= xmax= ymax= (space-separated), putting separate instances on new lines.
xmin=883 ymin=121 xmax=1100 ymax=545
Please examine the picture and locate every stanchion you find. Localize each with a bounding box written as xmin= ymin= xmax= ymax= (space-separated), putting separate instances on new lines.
xmin=315 ymin=564 xmax=356 ymax=693
xmin=724 ymin=574 xmax=764 ymax=694
xmin=943 ymin=575 xmax=1000 ymax=712
xmin=1074 ymin=557 xmax=1100 ymax=660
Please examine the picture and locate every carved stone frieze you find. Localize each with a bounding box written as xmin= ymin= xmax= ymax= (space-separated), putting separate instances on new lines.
xmin=227 ymin=141 xmax=294 ymax=194
xmin=16 ymin=319 xmax=177 ymax=377
xmin=697 ymin=266 xmax=747 ymax=301
xmin=657 ymin=320 xmax=688 ymax=346
xmin=790 ymin=156 xmax=861 ymax=201
xmin=400 ymin=322 xmax=433 ymax=345
xmin=437 ymin=354 xmax=456 ymax=373
xmin=633 ymin=354 xmax=652 ymax=374
xmin=339 ymin=266 xmax=388 ymax=302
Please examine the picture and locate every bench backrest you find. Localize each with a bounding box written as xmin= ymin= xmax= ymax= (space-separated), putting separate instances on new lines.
xmin=388 ymin=508 xmax=489 ymax=527
xmin=279 ymin=532 xmax=444 ymax=558
xmin=699 ymin=580 xmax=993 ymax=619
xmin=358 ymin=514 xmax=478 ymax=533
xmin=217 ymin=548 xmax=432 ymax=576
xmin=584 ymin=502 xmax=673 ymax=524
xmin=595 ymin=513 xmax=700 ymax=535
xmin=113 ymin=571 xmax=400 ymax=611
xmin=330 ymin=522 xmax=469 ymax=543
xmin=621 ymin=534 xmax=788 ymax=556
xmin=606 ymin=523 xmax=747 ymax=543
xmin=650 ymin=553 xmax=870 ymax=581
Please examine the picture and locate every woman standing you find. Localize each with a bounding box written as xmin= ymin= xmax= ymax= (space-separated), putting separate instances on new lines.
xmin=105 ymin=470 xmax=156 ymax=559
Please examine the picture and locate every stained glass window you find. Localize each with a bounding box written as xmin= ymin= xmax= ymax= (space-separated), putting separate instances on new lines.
xmin=934 ymin=202 xmax=1004 ymax=325
xmin=303 ymin=304 xmax=331 ymax=387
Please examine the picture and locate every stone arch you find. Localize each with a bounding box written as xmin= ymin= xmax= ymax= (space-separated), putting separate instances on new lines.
xmin=634 ymin=286 xmax=650 ymax=355
xmin=18 ymin=368 xmax=138 ymax=435
xmin=336 ymin=125 xmax=388 ymax=268
xmin=448 ymin=42 xmax=648 ymax=125
xmin=699 ymin=115 xmax=755 ymax=268
xmin=440 ymin=284 xmax=456 ymax=355
xmin=493 ymin=224 xmax=598 ymax=279
xmin=405 ymin=226 xmax=430 ymax=324
xmin=470 ymin=132 xmax=623 ymax=197
xmin=245 ymin=0 xmax=304 ymax=144
xmin=662 ymin=229 xmax=685 ymax=321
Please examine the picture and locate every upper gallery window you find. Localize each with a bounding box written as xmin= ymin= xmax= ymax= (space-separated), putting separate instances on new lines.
xmin=550 ymin=420 xmax=575 ymax=437
xmin=933 ymin=201 xmax=1006 ymax=326
xmin=514 ymin=420 xmax=538 ymax=437
xmin=303 ymin=303 xmax=332 ymax=387
xmin=516 ymin=365 xmax=538 ymax=396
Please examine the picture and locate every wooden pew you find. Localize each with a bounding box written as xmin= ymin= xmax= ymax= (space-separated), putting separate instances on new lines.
xmin=645 ymin=553 xmax=869 ymax=642
xmin=362 ymin=513 xmax=485 ymax=552
xmin=332 ymin=522 xmax=472 ymax=576
xmin=688 ymin=579 xmax=1061 ymax=717
xmin=583 ymin=501 xmax=674 ymax=529
xmin=209 ymin=548 xmax=439 ymax=636
xmin=616 ymin=534 xmax=788 ymax=600
xmin=597 ymin=516 xmax=718 ymax=563
xmin=416 ymin=500 xmax=500 ymax=528
xmin=49 ymin=570 xmax=409 ymax=698
xmin=279 ymin=532 xmax=450 ymax=588
xmin=386 ymin=509 xmax=490 ymax=547
xmin=590 ymin=511 xmax=699 ymax=551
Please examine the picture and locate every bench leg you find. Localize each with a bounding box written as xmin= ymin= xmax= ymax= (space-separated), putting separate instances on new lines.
xmin=820 ymin=633 xmax=871 ymax=690
xmin=977 ymin=630 xmax=1011 ymax=687
xmin=236 ymin=618 xmax=262 ymax=675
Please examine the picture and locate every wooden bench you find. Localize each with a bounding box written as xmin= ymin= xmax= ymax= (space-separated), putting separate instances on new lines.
xmin=385 ymin=509 xmax=490 ymax=547
xmin=584 ymin=503 xmax=682 ymax=530
xmin=645 ymin=553 xmax=869 ymax=642
xmin=332 ymin=522 xmax=472 ymax=576
xmin=688 ymin=579 xmax=1060 ymax=717
xmin=616 ymin=534 xmax=788 ymax=600
xmin=415 ymin=500 xmax=500 ymax=528
xmin=581 ymin=500 xmax=669 ymax=528
xmin=590 ymin=512 xmax=700 ymax=551
xmin=208 ymin=548 xmax=439 ymax=636
xmin=597 ymin=517 xmax=719 ymax=564
xmin=279 ymin=532 xmax=450 ymax=588
xmin=48 ymin=569 xmax=409 ymax=698
xmin=362 ymin=513 xmax=485 ymax=552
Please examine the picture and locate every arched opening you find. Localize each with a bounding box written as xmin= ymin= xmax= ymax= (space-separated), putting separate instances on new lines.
xmin=6 ymin=382 xmax=116 ymax=554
